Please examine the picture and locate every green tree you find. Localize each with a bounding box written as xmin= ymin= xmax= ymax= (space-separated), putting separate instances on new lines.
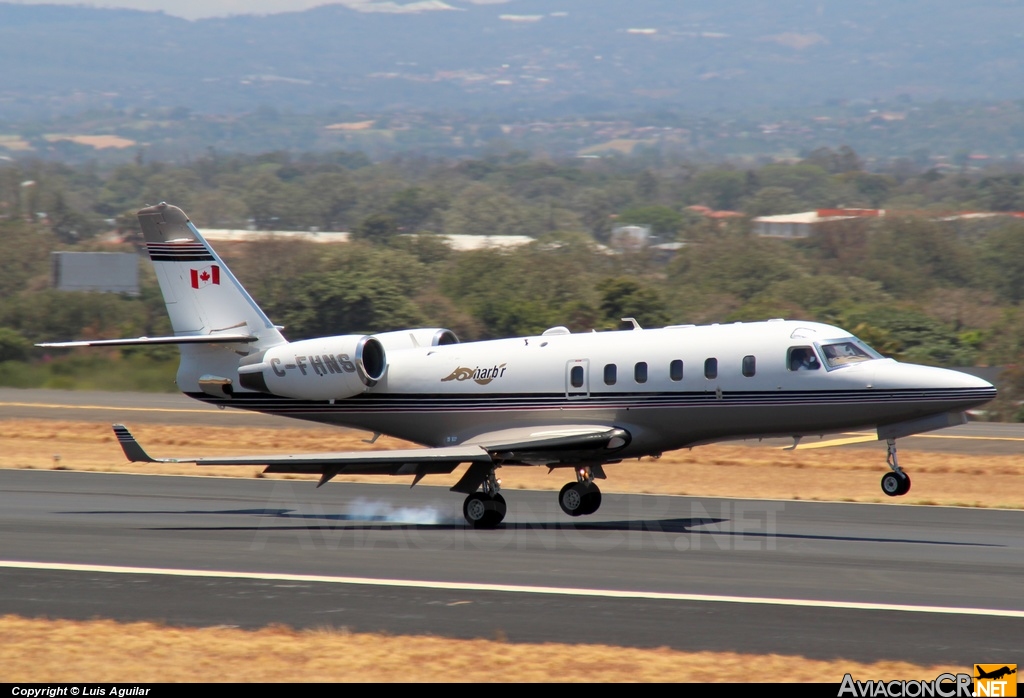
xmin=981 ymin=222 xmax=1024 ymax=303
xmin=597 ymin=277 xmax=669 ymax=328
xmin=270 ymin=244 xmax=427 ymax=339
xmin=443 ymin=184 xmax=530 ymax=237
xmin=0 ymin=328 xmax=31 ymax=362
xmin=689 ymin=170 xmax=748 ymax=211
xmin=353 ymin=213 xmax=399 ymax=244
xmin=742 ymin=187 xmax=804 ymax=217
xmin=617 ymin=205 xmax=683 ymax=238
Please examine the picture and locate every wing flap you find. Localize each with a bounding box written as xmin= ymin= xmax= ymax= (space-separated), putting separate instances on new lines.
xmin=201 ymin=444 xmax=491 ymax=469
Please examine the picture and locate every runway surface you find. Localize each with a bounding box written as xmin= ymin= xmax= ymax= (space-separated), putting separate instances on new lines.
xmin=1 ymin=468 xmax=1021 ymax=665
xmin=2 ymin=388 xmax=1022 ymax=666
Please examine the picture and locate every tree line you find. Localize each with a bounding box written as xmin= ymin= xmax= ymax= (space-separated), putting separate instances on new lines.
xmin=3 ymin=147 xmax=1024 ymax=418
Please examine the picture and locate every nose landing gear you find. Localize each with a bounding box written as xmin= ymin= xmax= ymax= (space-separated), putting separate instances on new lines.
xmin=880 ymin=439 xmax=911 ymax=497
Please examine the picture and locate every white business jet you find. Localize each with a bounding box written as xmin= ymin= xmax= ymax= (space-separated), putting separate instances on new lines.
xmin=40 ymin=203 xmax=997 ymax=528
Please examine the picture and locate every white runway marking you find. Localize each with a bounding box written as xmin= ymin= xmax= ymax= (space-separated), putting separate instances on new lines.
xmin=3 ymin=559 xmax=1022 ymax=619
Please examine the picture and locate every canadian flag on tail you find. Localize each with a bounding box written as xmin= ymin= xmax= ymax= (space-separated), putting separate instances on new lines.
xmin=190 ymin=265 xmax=221 ymax=289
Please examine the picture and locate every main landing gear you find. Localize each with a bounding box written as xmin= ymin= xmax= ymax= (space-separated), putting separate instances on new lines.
xmin=880 ymin=438 xmax=912 ymax=497
xmin=463 ymin=469 xmax=506 ymax=529
xmin=558 ymin=466 xmax=602 ymax=517
xmin=461 ymin=465 xmax=606 ymax=528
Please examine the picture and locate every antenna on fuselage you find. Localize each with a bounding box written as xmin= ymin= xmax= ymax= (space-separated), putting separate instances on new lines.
xmin=621 ymin=317 xmax=643 ymax=330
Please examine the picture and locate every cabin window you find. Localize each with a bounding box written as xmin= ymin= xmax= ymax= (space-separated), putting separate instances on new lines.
xmin=704 ymin=358 xmax=718 ymax=379
xmin=670 ymin=359 xmax=683 ymax=382
xmin=570 ymin=365 xmax=584 ymax=388
xmin=788 ymin=346 xmax=820 ymax=371
xmin=604 ymin=363 xmax=617 ymax=385
xmin=742 ymin=355 xmax=756 ymax=377
xmin=634 ymin=362 xmax=648 ymax=384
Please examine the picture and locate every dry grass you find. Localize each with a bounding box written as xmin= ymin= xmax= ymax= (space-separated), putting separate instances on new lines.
xmin=4 ymin=418 xmax=1024 ymax=509
xmin=0 ymin=615 xmax=964 ymax=683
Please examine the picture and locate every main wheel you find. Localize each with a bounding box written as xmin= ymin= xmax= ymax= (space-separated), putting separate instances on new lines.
xmin=464 ymin=492 xmax=490 ymax=526
xmin=881 ymin=472 xmax=910 ymax=497
xmin=579 ymin=484 xmax=602 ymax=516
xmin=463 ymin=492 xmax=506 ymax=528
xmin=559 ymin=482 xmax=585 ymax=517
xmin=489 ymin=493 xmax=507 ymax=523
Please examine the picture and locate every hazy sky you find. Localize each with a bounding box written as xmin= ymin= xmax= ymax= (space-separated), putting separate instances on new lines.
xmin=5 ymin=0 xmax=509 ymax=21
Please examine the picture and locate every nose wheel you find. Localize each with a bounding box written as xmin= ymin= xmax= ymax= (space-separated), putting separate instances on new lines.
xmin=881 ymin=471 xmax=911 ymax=497
xmin=880 ymin=439 xmax=912 ymax=497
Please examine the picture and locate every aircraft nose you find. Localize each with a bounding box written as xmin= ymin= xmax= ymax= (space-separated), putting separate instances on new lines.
xmin=869 ymin=361 xmax=997 ymax=406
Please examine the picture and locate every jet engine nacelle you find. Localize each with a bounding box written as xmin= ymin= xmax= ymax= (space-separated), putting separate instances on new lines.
xmin=372 ymin=328 xmax=459 ymax=351
xmin=237 ymin=335 xmax=386 ymax=400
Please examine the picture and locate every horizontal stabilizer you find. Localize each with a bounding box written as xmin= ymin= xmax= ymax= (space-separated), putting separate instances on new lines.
xmin=38 ymin=333 xmax=257 ymax=348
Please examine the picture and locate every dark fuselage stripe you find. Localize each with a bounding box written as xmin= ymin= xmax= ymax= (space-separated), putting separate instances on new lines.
xmin=186 ymin=387 xmax=995 ymax=413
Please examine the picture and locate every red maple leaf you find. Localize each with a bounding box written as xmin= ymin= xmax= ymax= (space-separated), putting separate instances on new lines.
xmin=200 ymin=271 xmax=210 ymax=282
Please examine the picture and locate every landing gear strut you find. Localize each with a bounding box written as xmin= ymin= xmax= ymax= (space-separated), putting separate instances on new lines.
xmin=463 ymin=468 xmax=506 ymax=529
xmin=880 ymin=438 xmax=911 ymax=497
xmin=558 ymin=466 xmax=602 ymax=517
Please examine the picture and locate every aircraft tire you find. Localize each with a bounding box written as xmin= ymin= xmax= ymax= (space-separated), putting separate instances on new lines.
xmin=489 ymin=493 xmax=507 ymax=523
xmin=881 ymin=472 xmax=910 ymax=497
xmin=559 ymin=482 xmax=585 ymax=517
xmin=896 ymin=473 xmax=911 ymax=496
xmin=579 ymin=485 xmax=602 ymax=516
xmin=463 ymin=492 xmax=506 ymax=528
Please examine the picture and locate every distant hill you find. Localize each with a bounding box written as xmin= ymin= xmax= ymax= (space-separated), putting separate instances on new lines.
xmin=1 ymin=0 xmax=1023 ymax=119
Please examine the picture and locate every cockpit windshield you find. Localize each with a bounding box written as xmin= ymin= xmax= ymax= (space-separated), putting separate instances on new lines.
xmin=819 ymin=339 xmax=882 ymax=368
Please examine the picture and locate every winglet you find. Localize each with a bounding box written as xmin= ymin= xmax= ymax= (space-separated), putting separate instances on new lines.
xmin=112 ymin=424 xmax=159 ymax=463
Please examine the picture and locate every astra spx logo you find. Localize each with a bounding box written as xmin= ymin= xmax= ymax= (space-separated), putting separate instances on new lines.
xmin=442 ymin=363 xmax=507 ymax=385
xmin=838 ymin=665 xmax=1017 ymax=698
xmin=190 ymin=264 xmax=220 ymax=289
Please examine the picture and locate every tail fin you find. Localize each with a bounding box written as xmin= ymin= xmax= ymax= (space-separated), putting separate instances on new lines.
xmin=38 ymin=204 xmax=286 ymax=397
xmin=136 ymin=203 xmax=287 ymax=395
xmin=137 ymin=203 xmax=283 ymax=344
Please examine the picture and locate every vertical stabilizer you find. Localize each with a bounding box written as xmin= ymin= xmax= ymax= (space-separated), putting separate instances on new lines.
xmin=137 ymin=202 xmax=284 ymax=345
xmin=137 ymin=203 xmax=286 ymax=393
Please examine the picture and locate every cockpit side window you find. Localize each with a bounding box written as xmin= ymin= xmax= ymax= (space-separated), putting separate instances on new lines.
xmin=788 ymin=346 xmax=820 ymax=371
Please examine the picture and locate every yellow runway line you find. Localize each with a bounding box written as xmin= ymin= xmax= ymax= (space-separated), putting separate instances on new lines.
xmin=0 ymin=401 xmax=214 ymax=414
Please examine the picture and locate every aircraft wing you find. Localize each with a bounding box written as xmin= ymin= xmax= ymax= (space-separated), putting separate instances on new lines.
xmin=113 ymin=423 xmax=630 ymax=492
